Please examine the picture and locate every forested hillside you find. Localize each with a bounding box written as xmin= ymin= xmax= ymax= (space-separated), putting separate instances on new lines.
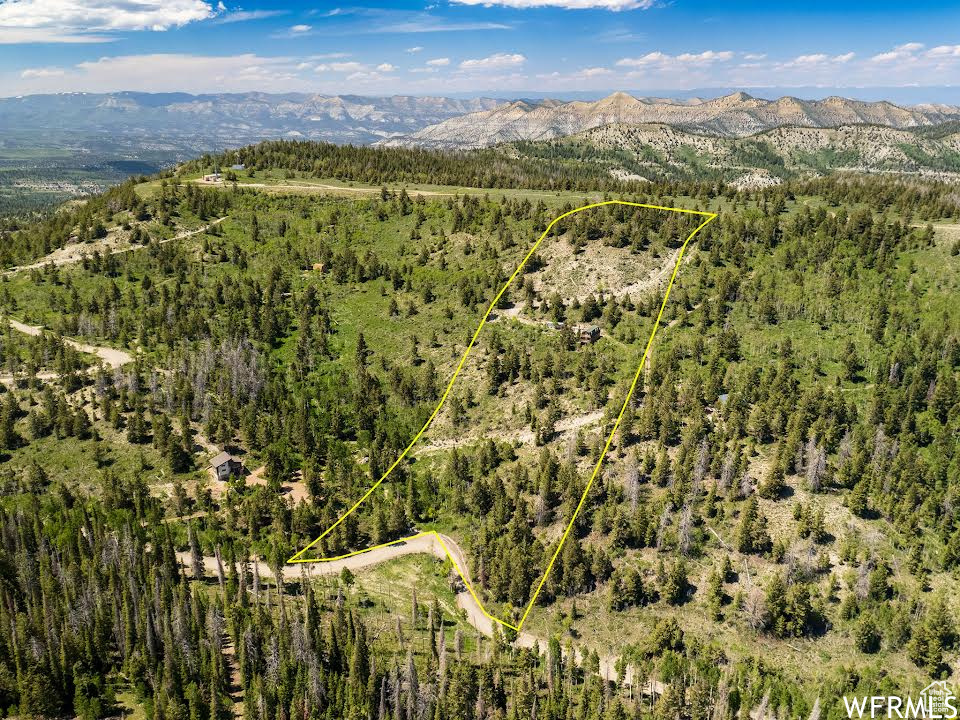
xmin=0 ymin=141 xmax=957 ymax=718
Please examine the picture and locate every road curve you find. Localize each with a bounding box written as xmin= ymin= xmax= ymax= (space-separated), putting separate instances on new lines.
xmin=177 ymin=531 xmax=634 ymax=685
xmin=6 ymin=318 xmax=133 ymax=368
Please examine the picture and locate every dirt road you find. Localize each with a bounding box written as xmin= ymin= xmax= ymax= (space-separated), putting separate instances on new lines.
xmin=6 ymin=318 xmax=134 ymax=368
xmin=177 ymin=530 xmax=638 ymax=685
xmin=1 ymin=217 xmax=224 ymax=382
xmin=4 ymin=217 xmax=226 ymax=276
xmin=0 ymin=317 xmax=135 ymax=385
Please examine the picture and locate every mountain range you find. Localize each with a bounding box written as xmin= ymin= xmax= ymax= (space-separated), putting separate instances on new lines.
xmin=3 ymin=90 xmax=960 ymax=211
xmin=0 ymin=91 xmax=503 ymax=211
xmin=382 ymin=91 xmax=960 ymax=148
xmin=0 ymin=91 xmax=504 ymax=145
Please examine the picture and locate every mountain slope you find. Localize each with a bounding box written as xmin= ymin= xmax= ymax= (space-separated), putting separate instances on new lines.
xmin=507 ymin=122 xmax=960 ymax=186
xmin=382 ymin=91 xmax=960 ymax=148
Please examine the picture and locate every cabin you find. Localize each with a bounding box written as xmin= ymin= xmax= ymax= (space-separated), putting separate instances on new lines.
xmin=210 ymin=451 xmax=243 ymax=481
xmin=202 ymin=173 xmax=222 ymax=183
xmin=575 ymin=324 xmax=600 ymax=345
xmin=229 ymin=163 xmax=245 ymax=171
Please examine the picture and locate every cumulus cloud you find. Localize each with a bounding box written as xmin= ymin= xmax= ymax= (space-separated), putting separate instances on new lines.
xmin=289 ymin=24 xmax=311 ymax=34
xmin=576 ymin=66 xmax=612 ymax=77
xmin=0 ymin=0 xmax=215 ymax=33
xmin=870 ymin=42 xmax=924 ymax=63
xmin=675 ymin=50 xmax=734 ymax=64
xmin=406 ymin=46 xmax=423 ymax=53
xmin=927 ymin=45 xmax=960 ymax=58
xmin=376 ymin=63 xmax=395 ymax=72
xmin=784 ymin=53 xmax=829 ymax=66
xmin=315 ymin=61 xmax=366 ymax=73
xmin=617 ymin=50 xmax=733 ymax=67
xmin=426 ymin=57 xmax=450 ymax=66
xmin=615 ymin=51 xmax=667 ymax=66
xmin=450 ymin=0 xmax=654 ymax=9
xmin=459 ymin=52 xmax=526 ymax=70
xmin=20 ymin=66 xmax=66 ymax=78
xmin=779 ymin=52 xmax=854 ymax=69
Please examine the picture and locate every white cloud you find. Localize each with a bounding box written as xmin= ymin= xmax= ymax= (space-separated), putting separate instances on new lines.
xmin=346 ymin=70 xmax=388 ymax=82
xmin=213 ymin=9 xmax=285 ymax=24
xmin=289 ymin=24 xmax=312 ymax=34
xmin=743 ymin=53 xmax=766 ymax=61
xmin=315 ymin=61 xmax=366 ymax=73
xmin=576 ymin=66 xmax=611 ymax=77
xmin=9 ymin=40 xmax=960 ymax=96
xmin=675 ymin=50 xmax=734 ymax=64
xmin=616 ymin=52 xmax=668 ymax=67
xmin=617 ymin=50 xmax=733 ymax=67
xmin=406 ymin=46 xmax=423 ymax=53
xmin=450 ymin=0 xmax=653 ymax=9
xmin=0 ymin=0 xmax=215 ymax=34
xmin=870 ymin=42 xmax=923 ymax=63
xmin=459 ymin=53 xmax=526 ymax=70
xmin=780 ymin=52 xmax=856 ymax=69
xmin=20 ymin=67 xmax=66 ymax=78
xmin=927 ymin=45 xmax=960 ymax=58
xmin=786 ymin=53 xmax=829 ymax=66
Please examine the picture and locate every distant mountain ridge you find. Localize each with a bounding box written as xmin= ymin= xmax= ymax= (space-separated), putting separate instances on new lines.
xmin=0 ymin=91 xmax=508 ymax=210
xmin=381 ymin=91 xmax=960 ymax=148
xmin=0 ymin=91 xmax=505 ymax=144
xmin=3 ymin=90 xmax=960 ymax=213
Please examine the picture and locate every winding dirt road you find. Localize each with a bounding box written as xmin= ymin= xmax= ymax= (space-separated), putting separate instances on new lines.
xmin=4 ymin=217 xmax=226 ymax=276
xmin=8 ymin=318 xmax=134 ymax=367
xmin=0 ymin=318 xmax=135 ymax=385
xmin=177 ymin=531 xmax=637 ymax=685
xmin=1 ymin=218 xmax=227 ymax=383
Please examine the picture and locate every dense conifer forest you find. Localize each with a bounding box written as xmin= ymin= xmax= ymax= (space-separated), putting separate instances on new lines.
xmin=0 ymin=140 xmax=957 ymax=718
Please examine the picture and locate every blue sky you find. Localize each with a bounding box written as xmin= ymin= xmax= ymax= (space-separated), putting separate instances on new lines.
xmin=1 ymin=0 xmax=959 ymax=97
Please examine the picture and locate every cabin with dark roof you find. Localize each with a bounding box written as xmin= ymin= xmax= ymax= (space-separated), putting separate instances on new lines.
xmin=209 ymin=451 xmax=243 ymax=480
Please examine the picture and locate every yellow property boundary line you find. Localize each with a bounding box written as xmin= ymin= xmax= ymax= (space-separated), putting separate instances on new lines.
xmin=289 ymin=200 xmax=718 ymax=633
